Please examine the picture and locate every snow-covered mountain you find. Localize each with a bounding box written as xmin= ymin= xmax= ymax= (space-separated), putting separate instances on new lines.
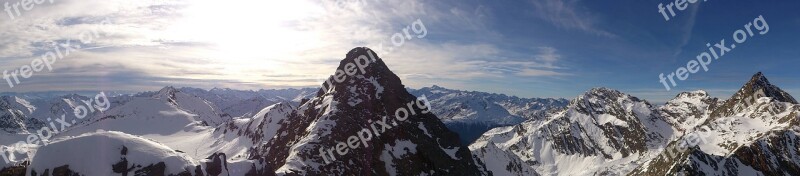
xmin=0 ymin=47 xmax=495 ymax=175
xmin=471 ymin=72 xmax=800 ymax=176
xmin=50 ymin=86 xmax=240 ymax=146
xmin=32 ymin=87 xmax=278 ymax=175
xmin=631 ymin=72 xmax=800 ymax=175
xmin=179 ymin=87 xmax=317 ymax=118
xmin=408 ymin=86 xmax=568 ymax=143
xmin=408 ymin=85 xmax=568 ymax=124
xmin=0 ymin=96 xmax=40 ymax=133
xmin=470 ymin=87 xmax=676 ymax=175
xmin=659 ymin=90 xmax=722 ymax=132
xmin=0 ymin=93 xmax=130 ymax=134
xmin=2 ymin=45 xmax=797 ymax=176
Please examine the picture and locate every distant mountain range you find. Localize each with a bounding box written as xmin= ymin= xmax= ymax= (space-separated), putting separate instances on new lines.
xmin=470 ymin=72 xmax=800 ymax=175
xmin=408 ymin=86 xmax=567 ymax=143
xmin=1 ymin=83 xmax=565 ymax=146
xmin=0 ymin=47 xmax=797 ymax=175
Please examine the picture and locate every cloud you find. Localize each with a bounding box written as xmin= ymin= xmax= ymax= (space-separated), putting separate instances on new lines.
xmin=0 ymin=0 xmax=570 ymax=93
xmin=672 ymin=4 xmax=702 ymax=56
xmin=529 ymin=0 xmax=615 ymax=37
xmin=533 ymin=47 xmax=561 ymax=67
xmin=517 ymin=69 xmax=569 ymax=77
xmin=0 ymin=0 xmax=184 ymax=56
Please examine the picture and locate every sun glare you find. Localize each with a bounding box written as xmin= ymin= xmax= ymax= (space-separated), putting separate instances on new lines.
xmin=162 ymin=0 xmax=325 ymax=83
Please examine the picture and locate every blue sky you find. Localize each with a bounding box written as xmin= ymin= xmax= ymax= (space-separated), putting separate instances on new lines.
xmin=0 ymin=0 xmax=798 ymax=103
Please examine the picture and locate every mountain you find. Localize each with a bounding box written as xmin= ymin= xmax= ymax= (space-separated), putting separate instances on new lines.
xmin=55 ymin=86 xmax=227 ymax=146
xmin=408 ymin=86 xmax=568 ymax=144
xmin=470 ymin=87 xmax=676 ymax=175
xmin=470 ymin=135 xmax=540 ymax=176
xmin=0 ymin=91 xmax=135 ymax=100
xmin=659 ymin=90 xmax=722 ymax=132
xmin=631 ymin=72 xmax=800 ymax=175
xmin=0 ymin=96 xmax=39 ymax=133
xmin=0 ymin=93 xmax=131 ymax=134
xmin=31 ymin=87 xmax=277 ymax=175
xmin=8 ymin=47 xmax=489 ymax=176
xmin=0 ymin=94 xmax=128 ymax=169
xmin=470 ymin=72 xmax=800 ymax=175
xmin=710 ymin=72 xmax=798 ymax=119
xmin=214 ymin=103 xmax=295 ymax=160
xmin=179 ymin=87 xmax=317 ymax=118
xmin=255 ymin=88 xmax=318 ymax=103
xmin=3 ymin=46 xmax=797 ymax=175
xmin=249 ymin=47 xmax=484 ymax=175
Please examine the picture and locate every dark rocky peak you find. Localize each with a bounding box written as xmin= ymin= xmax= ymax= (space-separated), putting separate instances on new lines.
xmin=317 ymin=47 xmax=400 ymax=98
xmin=315 ymin=47 xmax=409 ymax=108
xmin=0 ymin=96 xmax=33 ymax=113
xmin=739 ymin=72 xmax=797 ymax=104
xmin=256 ymin=47 xmax=481 ymax=175
xmin=0 ymin=96 xmax=13 ymax=108
xmin=711 ymin=72 xmax=797 ymax=118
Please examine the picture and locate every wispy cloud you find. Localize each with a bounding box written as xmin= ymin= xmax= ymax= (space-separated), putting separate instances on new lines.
xmin=478 ymin=47 xmax=570 ymax=77
xmin=529 ymin=0 xmax=615 ymax=37
xmin=672 ymin=4 xmax=702 ymax=56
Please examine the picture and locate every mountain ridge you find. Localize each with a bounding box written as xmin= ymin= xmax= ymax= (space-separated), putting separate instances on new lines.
xmin=1 ymin=48 xmax=798 ymax=175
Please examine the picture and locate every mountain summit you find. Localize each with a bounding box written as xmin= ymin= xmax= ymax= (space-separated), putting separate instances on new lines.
xmin=251 ymin=47 xmax=483 ymax=175
xmin=631 ymin=72 xmax=800 ymax=175
xmin=471 ymin=72 xmax=800 ymax=175
xmin=742 ymin=72 xmax=797 ymax=103
xmin=470 ymin=86 xmax=675 ymax=175
xmin=711 ymin=72 xmax=797 ymax=118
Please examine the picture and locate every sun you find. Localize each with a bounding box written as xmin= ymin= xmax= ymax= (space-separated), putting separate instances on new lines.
xmin=160 ymin=0 xmax=326 ymax=84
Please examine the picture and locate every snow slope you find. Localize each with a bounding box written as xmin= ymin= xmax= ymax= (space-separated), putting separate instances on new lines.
xmin=27 ymin=131 xmax=198 ymax=176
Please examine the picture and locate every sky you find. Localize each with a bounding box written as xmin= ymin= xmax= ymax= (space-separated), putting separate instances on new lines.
xmin=0 ymin=0 xmax=798 ymax=103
